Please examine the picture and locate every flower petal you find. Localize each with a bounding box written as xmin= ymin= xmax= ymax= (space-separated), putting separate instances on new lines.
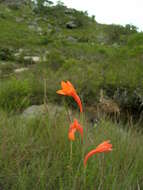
xmin=72 ymin=93 xmax=83 ymax=112
xmin=68 ymin=119 xmax=83 ymax=141
xmin=67 ymin=81 xmax=76 ymax=91
xmin=68 ymin=128 xmax=76 ymax=141
xmin=74 ymin=119 xmax=83 ymax=139
xmin=57 ymin=81 xmax=83 ymax=112
xmin=56 ymin=90 xmax=66 ymax=95
xmin=84 ymin=141 xmax=112 ymax=167
xmin=61 ymin=81 xmax=68 ymax=90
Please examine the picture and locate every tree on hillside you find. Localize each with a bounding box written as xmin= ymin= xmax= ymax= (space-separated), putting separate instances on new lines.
xmin=36 ymin=0 xmax=53 ymax=10
xmin=56 ymin=0 xmax=64 ymax=6
xmin=106 ymin=24 xmax=137 ymax=44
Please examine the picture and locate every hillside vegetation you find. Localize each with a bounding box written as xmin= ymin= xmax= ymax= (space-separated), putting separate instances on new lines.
xmin=0 ymin=1 xmax=143 ymax=116
xmin=0 ymin=1 xmax=143 ymax=189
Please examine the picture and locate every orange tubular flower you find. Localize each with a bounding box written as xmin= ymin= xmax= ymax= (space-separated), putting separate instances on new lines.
xmin=56 ymin=81 xmax=83 ymax=112
xmin=68 ymin=119 xmax=83 ymax=141
xmin=84 ymin=140 xmax=112 ymax=167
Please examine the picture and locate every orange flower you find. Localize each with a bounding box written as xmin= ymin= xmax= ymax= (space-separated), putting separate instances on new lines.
xmin=84 ymin=140 xmax=112 ymax=167
xmin=56 ymin=81 xmax=83 ymax=112
xmin=68 ymin=119 xmax=83 ymax=141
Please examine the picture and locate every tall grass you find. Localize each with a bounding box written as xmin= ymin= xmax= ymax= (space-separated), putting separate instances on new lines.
xmin=0 ymin=111 xmax=142 ymax=190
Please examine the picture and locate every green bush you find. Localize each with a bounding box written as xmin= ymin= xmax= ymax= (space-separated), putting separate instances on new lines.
xmin=0 ymin=77 xmax=31 ymax=112
xmin=62 ymin=58 xmax=77 ymax=70
xmin=46 ymin=50 xmax=65 ymax=70
xmin=128 ymin=33 xmax=143 ymax=47
xmin=0 ymin=62 xmax=15 ymax=74
xmin=129 ymin=46 xmax=143 ymax=58
xmin=106 ymin=24 xmax=137 ymax=44
xmin=0 ymin=47 xmax=14 ymax=61
xmin=40 ymin=35 xmax=54 ymax=45
xmin=73 ymin=10 xmax=89 ymax=27
xmin=8 ymin=4 xmax=20 ymax=10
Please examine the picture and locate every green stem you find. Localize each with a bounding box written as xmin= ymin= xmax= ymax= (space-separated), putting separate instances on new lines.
xmin=83 ymin=166 xmax=87 ymax=188
xmin=70 ymin=141 xmax=73 ymax=162
xmin=99 ymin=154 xmax=105 ymax=188
xmin=69 ymin=141 xmax=73 ymax=176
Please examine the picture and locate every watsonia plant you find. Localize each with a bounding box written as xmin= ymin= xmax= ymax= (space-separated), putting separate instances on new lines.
xmin=56 ymin=81 xmax=113 ymax=174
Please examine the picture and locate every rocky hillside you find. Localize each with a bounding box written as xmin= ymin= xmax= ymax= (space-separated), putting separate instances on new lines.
xmin=0 ymin=0 xmax=143 ymax=122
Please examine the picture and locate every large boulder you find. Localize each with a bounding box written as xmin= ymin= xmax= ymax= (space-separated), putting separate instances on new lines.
xmin=21 ymin=104 xmax=73 ymax=119
xmin=66 ymin=21 xmax=77 ymax=29
xmin=22 ymin=105 xmax=48 ymax=118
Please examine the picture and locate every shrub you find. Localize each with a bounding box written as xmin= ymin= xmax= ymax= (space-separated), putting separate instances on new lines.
xmin=0 ymin=77 xmax=31 ymax=112
xmin=40 ymin=35 xmax=54 ymax=45
xmin=0 ymin=47 xmax=14 ymax=61
xmin=46 ymin=50 xmax=65 ymax=70
xmin=0 ymin=62 xmax=15 ymax=74
xmin=73 ymin=10 xmax=89 ymax=27
xmin=106 ymin=24 xmax=137 ymax=44
xmin=128 ymin=33 xmax=143 ymax=47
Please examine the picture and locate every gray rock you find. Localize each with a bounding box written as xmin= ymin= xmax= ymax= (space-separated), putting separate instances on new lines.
xmin=0 ymin=62 xmax=7 ymax=65
xmin=47 ymin=23 xmax=52 ymax=28
xmin=35 ymin=17 xmax=41 ymax=22
xmin=43 ymin=17 xmax=48 ymax=22
xmin=14 ymin=67 xmax=29 ymax=73
xmin=112 ymin=43 xmax=119 ymax=48
xmin=21 ymin=104 xmax=71 ymax=119
xmin=16 ymin=17 xmax=24 ymax=23
xmin=14 ymin=52 xmax=21 ymax=57
xmin=28 ymin=25 xmax=36 ymax=30
xmin=23 ymin=56 xmax=40 ymax=63
xmin=47 ymin=28 xmax=53 ymax=33
xmin=14 ymin=48 xmax=24 ymax=57
xmin=37 ymin=26 xmax=42 ymax=32
xmin=67 ymin=36 xmax=77 ymax=43
xmin=55 ymin=27 xmax=61 ymax=33
xmin=19 ymin=48 xmax=24 ymax=53
xmin=28 ymin=24 xmax=42 ymax=33
xmin=66 ymin=21 xmax=77 ymax=29
xmin=14 ymin=52 xmax=20 ymax=57
xmin=28 ymin=20 xmax=42 ymax=32
xmin=31 ymin=56 xmax=40 ymax=62
xmin=31 ymin=21 xmax=37 ymax=26
xmin=22 ymin=105 xmax=46 ymax=118
xmin=42 ymin=50 xmax=50 ymax=62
